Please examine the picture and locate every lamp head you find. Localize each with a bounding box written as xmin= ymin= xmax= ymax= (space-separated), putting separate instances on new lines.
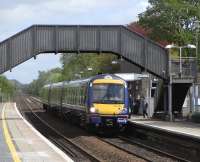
xmin=165 ymin=44 xmax=176 ymax=49
xmin=187 ymin=44 xmax=196 ymax=49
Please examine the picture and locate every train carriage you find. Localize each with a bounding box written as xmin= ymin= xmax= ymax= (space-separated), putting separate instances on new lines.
xmin=40 ymin=74 xmax=129 ymax=130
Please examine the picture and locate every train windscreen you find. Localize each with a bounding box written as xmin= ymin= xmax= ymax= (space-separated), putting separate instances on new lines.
xmin=92 ymin=84 xmax=124 ymax=104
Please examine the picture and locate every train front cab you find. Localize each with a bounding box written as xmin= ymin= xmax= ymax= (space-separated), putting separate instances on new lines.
xmin=86 ymin=75 xmax=129 ymax=130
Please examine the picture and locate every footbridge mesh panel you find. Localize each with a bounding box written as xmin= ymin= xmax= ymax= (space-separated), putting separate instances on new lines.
xmin=0 ymin=25 xmax=168 ymax=79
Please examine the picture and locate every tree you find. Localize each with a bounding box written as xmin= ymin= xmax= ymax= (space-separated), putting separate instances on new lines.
xmin=27 ymin=68 xmax=62 ymax=95
xmin=0 ymin=75 xmax=15 ymax=101
xmin=138 ymin=0 xmax=200 ymax=46
xmin=27 ymin=53 xmax=120 ymax=95
xmin=60 ymin=53 xmax=120 ymax=80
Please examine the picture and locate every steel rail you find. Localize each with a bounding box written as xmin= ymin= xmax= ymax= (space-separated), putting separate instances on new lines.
xmin=118 ymin=135 xmax=190 ymax=162
xmin=97 ymin=136 xmax=152 ymax=162
xmin=30 ymin=96 xmax=189 ymax=162
xmin=18 ymin=96 xmax=101 ymax=162
xmin=98 ymin=135 xmax=189 ymax=162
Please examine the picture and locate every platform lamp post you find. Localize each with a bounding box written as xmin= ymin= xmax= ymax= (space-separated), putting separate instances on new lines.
xmin=194 ymin=20 xmax=200 ymax=67
xmin=194 ymin=21 xmax=200 ymax=112
xmin=165 ymin=45 xmax=173 ymax=121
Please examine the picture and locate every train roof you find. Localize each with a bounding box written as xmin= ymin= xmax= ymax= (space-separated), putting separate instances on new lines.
xmin=65 ymin=78 xmax=91 ymax=87
xmin=43 ymin=78 xmax=91 ymax=88
xmin=43 ymin=74 xmax=125 ymax=88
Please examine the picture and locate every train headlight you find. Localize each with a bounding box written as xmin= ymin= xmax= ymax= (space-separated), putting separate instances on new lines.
xmin=120 ymin=108 xmax=128 ymax=114
xmin=90 ymin=107 xmax=96 ymax=113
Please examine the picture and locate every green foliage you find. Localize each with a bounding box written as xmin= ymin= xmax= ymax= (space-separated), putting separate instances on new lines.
xmin=191 ymin=112 xmax=200 ymax=123
xmin=0 ymin=75 xmax=15 ymax=101
xmin=61 ymin=53 xmax=120 ymax=81
xmin=27 ymin=53 xmax=120 ymax=95
xmin=138 ymin=0 xmax=200 ymax=66
xmin=139 ymin=0 xmax=200 ymax=45
xmin=27 ymin=68 xmax=63 ymax=96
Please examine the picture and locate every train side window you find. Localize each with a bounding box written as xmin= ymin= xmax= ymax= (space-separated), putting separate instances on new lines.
xmin=71 ymin=88 xmax=73 ymax=104
xmin=74 ymin=88 xmax=76 ymax=105
xmin=66 ymin=87 xmax=69 ymax=103
xmin=74 ymin=87 xmax=77 ymax=105
xmin=82 ymin=87 xmax=84 ymax=105
xmin=70 ymin=88 xmax=73 ymax=104
xmin=79 ymin=88 xmax=81 ymax=105
xmin=69 ymin=88 xmax=71 ymax=103
xmin=75 ymin=88 xmax=77 ymax=105
xmin=68 ymin=88 xmax=70 ymax=103
xmin=68 ymin=88 xmax=70 ymax=104
xmin=73 ymin=88 xmax=74 ymax=104
xmin=83 ymin=86 xmax=87 ymax=105
xmin=64 ymin=87 xmax=66 ymax=103
xmin=76 ymin=88 xmax=79 ymax=105
xmin=83 ymin=86 xmax=86 ymax=105
xmin=76 ymin=87 xmax=80 ymax=105
xmin=80 ymin=87 xmax=83 ymax=105
xmin=76 ymin=87 xmax=79 ymax=105
xmin=72 ymin=88 xmax=75 ymax=104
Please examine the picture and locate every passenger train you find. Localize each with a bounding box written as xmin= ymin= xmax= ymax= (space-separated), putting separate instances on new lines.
xmin=40 ymin=74 xmax=129 ymax=131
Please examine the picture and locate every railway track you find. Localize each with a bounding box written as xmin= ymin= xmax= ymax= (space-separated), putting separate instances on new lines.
xmin=17 ymin=95 xmax=189 ymax=162
xmin=17 ymin=95 xmax=101 ymax=162
xmin=17 ymin=95 xmax=150 ymax=162
xmin=118 ymin=136 xmax=190 ymax=162
xmin=98 ymin=136 xmax=189 ymax=162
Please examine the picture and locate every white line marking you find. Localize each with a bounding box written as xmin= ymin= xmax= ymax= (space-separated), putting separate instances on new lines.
xmin=14 ymin=102 xmax=73 ymax=162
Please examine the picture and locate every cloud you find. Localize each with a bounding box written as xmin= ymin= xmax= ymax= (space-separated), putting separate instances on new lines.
xmin=1 ymin=0 xmax=148 ymax=83
xmin=0 ymin=0 xmax=148 ymax=25
xmin=0 ymin=0 xmax=148 ymax=41
xmin=0 ymin=4 xmax=34 ymax=24
xmin=4 ymin=54 xmax=61 ymax=84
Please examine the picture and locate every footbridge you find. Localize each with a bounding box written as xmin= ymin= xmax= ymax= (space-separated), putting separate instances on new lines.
xmin=0 ymin=25 xmax=167 ymax=79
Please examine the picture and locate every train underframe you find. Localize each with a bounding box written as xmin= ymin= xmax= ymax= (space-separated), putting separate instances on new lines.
xmin=43 ymin=103 xmax=128 ymax=132
xmin=87 ymin=114 xmax=128 ymax=130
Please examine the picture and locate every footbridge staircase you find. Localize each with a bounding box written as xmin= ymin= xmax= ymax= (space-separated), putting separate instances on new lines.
xmin=154 ymin=59 xmax=196 ymax=117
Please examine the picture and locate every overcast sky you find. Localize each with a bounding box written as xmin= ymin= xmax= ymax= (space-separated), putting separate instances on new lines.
xmin=2 ymin=0 xmax=149 ymax=84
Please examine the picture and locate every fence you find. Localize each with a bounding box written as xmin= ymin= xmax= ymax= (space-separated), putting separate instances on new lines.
xmin=170 ymin=58 xmax=197 ymax=78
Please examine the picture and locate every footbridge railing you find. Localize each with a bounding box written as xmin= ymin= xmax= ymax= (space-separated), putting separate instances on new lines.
xmin=0 ymin=25 xmax=168 ymax=79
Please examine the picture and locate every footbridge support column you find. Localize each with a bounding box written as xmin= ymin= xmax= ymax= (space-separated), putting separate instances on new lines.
xmin=163 ymin=80 xmax=173 ymax=121
xmin=168 ymin=79 xmax=173 ymax=121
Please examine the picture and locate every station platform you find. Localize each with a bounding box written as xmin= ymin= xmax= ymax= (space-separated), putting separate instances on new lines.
xmin=129 ymin=115 xmax=200 ymax=140
xmin=0 ymin=102 xmax=73 ymax=162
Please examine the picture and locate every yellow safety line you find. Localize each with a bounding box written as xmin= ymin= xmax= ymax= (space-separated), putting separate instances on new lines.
xmin=2 ymin=103 xmax=21 ymax=162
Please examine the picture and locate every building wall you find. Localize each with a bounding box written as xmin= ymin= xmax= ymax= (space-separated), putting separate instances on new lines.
xmin=118 ymin=60 xmax=155 ymax=117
